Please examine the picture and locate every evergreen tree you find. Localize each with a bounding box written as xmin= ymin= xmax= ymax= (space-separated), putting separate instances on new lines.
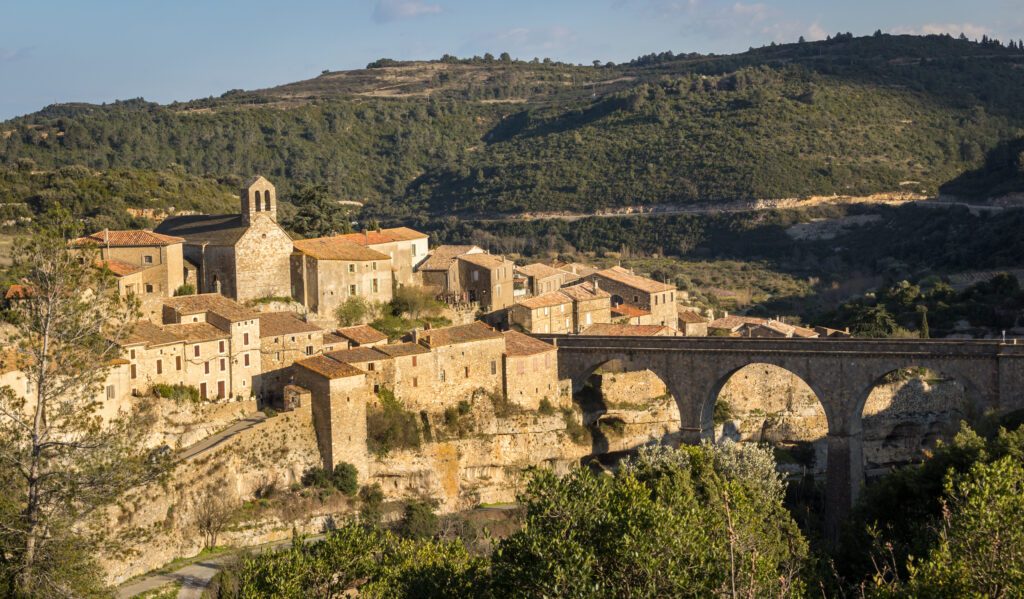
xmin=285 ymin=184 xmax=352 ymax=238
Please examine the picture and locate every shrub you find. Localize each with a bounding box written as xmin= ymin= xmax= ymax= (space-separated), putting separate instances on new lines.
xmin=561 ymin=407 xmax=591 ymax=445
xmin=712 ymin=399 xmax=733 ymax=425
xmin=399 ymin=501 xmax=439 ymax=540
xmin=301 ymin=467 xmax=331 ymax=489
xmin=367 ymin=390 xmax=420 ymax=455
xmin=457 ymin=400 xmax=471 ymax=416
xmin=332 ymin=463 xmax=359 ymax=497
xmin=359 ymin=484 xmax=385 ymax=527
xmin=151 ymin=383 xmax=201 ymax=405
xmin=335 ymin=296 xmax=369 ymax=327
xmin=538 ymin=398 xmax=555 ymax=415
xmin=173 ymin=283 xmax=195 ymax=296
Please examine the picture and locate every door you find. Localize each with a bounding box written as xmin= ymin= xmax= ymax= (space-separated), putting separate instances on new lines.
xmin=200 ymin=382 xmax=207 ymax=399
xmin=217 ymin=380 xmax=226 ymax=399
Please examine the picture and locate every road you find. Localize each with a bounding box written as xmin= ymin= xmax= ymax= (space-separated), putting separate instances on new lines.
xmin=176 ymin=413 xmax=266 ymax=462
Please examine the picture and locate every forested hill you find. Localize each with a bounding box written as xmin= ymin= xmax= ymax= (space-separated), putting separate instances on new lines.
xmin=2 ymin=33 xmax=1024 ymax=220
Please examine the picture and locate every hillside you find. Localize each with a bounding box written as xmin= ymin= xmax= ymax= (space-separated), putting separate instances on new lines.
xmin=2 ymin=33 xmax=1024 ymax=219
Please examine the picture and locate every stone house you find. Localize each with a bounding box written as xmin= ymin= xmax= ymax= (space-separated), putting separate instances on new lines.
xmin=291 ymin=236 xmax=394 ymax=320
xmin=509 ymin=292 xmax=574 ymax=334
xmin=581 ymin=323 xmax=676 ymax=337
xmin=155 ymin=176 xmax=293 ymax=302
xmin=557 ymin=262 xmax=599 ymax=285
xmin=611 ymin=303 xmax=654 ymax=326
xmin=321 ymin=347 xmax=393 ymax=395
xmin=70 ymin=229 xmax=186 ymax=321
xmin=517 ymin=263 xmax=568 ymax=296
xmin=257 ymin=312 xmax=324 ymax=399
xmin=373 ymin=342 xmax=433 ymax=407
xmin=678 ymin=309 xmax=709 ymax=337
xmin=590 ymin=266 xmax=678 ymax=329
xmin=560 ymin=282 xmax=612 ymax=333
xmin=417 ymin=245 xmax=484 ymax=298
xmin=502 ymin=331 xmax=558 ymax=410
xmin=292 ymin=355 xmax=370 ymax=475
xmin=330 ymin=227 xmax=429 ymax=287
xmin=416 ymin=322 xmax=507 ymax=403
xmin=456 ymin=253 xmax=515 ymax=312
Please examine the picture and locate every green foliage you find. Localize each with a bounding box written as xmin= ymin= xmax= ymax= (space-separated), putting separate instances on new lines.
xmin=300 ymin=466 xmax=331 ymax=489
xmin=367 ymin=389 xmax=421 ymax=456
xmin=391 ymin=285 xmax=445 ymax=319
xmin=490 ymin=444 xmax=808 ymax=597
xmin=370 ymin=314 xmax=452 ymax=341
xmin=560 ymin=407 xmax=591 ymax=445
xmin=173 ymin=283 xmax=195 ymax=296
xmin=151 ymin=383 xmax=201 ymax=405
xmin=359 ymin=484 xmax=385 ymax=528
xmin=538 ymin=398 xmax=555 ymax=415
xmin=334 ymin=296 xmax=369 ymax=327
xmin=285 ymin=184 xmax=353 ymax=238
xmin=332 ymin=463 xmax=359 ymax=497
xmin=712 ymin=399 xmax=734 ymax=425
xmin=399 ymin=501 xmax=439 ymax=540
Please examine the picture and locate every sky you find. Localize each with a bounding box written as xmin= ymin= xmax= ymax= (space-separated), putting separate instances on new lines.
xmin=1 ymin=0 xmax=1022 ymax=120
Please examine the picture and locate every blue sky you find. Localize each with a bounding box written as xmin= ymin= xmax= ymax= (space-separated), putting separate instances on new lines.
xmin=1 ymin=0 xmax=1022 ymax=120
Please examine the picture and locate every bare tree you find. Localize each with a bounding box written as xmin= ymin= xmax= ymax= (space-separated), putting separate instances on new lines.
xmin=194 ymin=486 xmax=234 ymax=550
xmin=0 ymin=218 xmax=165 ymax=596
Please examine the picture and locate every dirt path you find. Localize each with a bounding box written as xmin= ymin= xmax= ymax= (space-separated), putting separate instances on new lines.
xmin=176 ymin=413 xmax=266 ymax=462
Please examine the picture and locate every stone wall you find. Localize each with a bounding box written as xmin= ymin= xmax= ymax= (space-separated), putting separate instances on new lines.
xmin=234 ymin=215 xmax=293 ymax=302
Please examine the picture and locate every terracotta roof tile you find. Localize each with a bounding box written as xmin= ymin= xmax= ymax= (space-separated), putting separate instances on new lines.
xmin=678 ymin=310 xmax=707 ymax=324
xmin=559 ymin=281 xmax=610 ymax=301
xmin=374 ymin=342 xmax=430 ymax=358
xmin=594 ymin=266 xmax=674 ymax=294
xmin=164 ymin=322 xmax=230 ymax=343
xmin=295 ymin=355 xmax=365 ymax=380
xmin=457 ymin=252 xmax=508 ymax=270
xmin=100 ymin=258 xmax=146 ymax=277
xmin=322 ymin=332 xmax=349 ymax=348
xmin=293 ymin=236 xmax=391 ymax=261
xmin=123 ymin=321 xmax=182 ymax=347
xmin=72 ymin=229 xmax=184 ymax=247
xmin=419 ymin=322 xmax=503 ymax=347
xmin=417 ymin=245 xmax=482 ymax=271
xmin=517 ymin=263 xmax=565 ymax=280
xmin=335 ymin=325 xmax=387 ymax=345
xmin=336 ymin=227 xmax=428 ymax=246
xmin=582 ymin=323 xmax=673 ymax=337
xmin=503 ymin=330 xmax=555 ymax=356
xmin=325 ymin=347 xmax=388 ymax=364
xmin=611 ymin=304 xmax=650 ymax=318
xmin=163 ymin=293 xmax=258 ymax=323
xmin=709 ymin=315 xmax=767 ymax=331
xmin=517 ymin=291 xmax=571 ymax=310
xmin=154 ymin=214 xmax=249 ymax=246
xmin=258 ymin=312 xmax=322 ymax=338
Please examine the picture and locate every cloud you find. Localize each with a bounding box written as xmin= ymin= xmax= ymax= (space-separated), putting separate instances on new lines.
xmin=372 ymin=0 xmax=442 ymax=24
xmin=0 ymin=47 xmax=30 ymax=63
xmin=889 ymin=23 xmax=989 ymax=39
xmin=486 ymin=26 xmax=577 ymax=55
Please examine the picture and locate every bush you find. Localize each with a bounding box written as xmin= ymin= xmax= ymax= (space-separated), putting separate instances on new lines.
xmin=301 ymin=467 xmax=331 ymax=489
xmin=332 ymin=463 xmax=359 ymax=497
xmin=151 ymin=383 xmax=201 ymax=404
xmin=561 ymin=407 xmax=591 ymax=445
xmin=538 ymin=398 xmax=555 ymax=415
xmin=367 ymin=389 xmax=421 ymax=455
xmin=399 ymin=501 xmax=439 ymax=540
xmin=335 ymin=296 xmax=369 ymax=327
xmin=359 ymin=484 xmax=385 ymax=527
xmin=173 ymin=283 xmax=195 ymax=296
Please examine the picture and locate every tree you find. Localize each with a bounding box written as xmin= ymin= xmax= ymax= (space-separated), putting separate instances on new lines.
xmin=332 ymin=463 xmax=359 ymax=497
xmin=335 ymin=296 xmax=369 ymax=327
xmin=490 ymin=444 xmax=808 ymax=597
xmin=0 ymin=218 xmax=166 ymax=596
xmin=390 ymin=286 xmax=443 ymax=320
xmin=194 ymin=485 xmax=234 ymax=549
xmin=399 ymin=501 xmax=439 ymax=540
xmin=917 ymin=305 xmax=930 ymax=339
xmin=285 ymin=184 xmax=352 ymax=238
xmin=499 ymin=52 xmax=511 ymax=63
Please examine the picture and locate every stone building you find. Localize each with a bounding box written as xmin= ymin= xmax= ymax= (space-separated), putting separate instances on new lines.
xmin=678 ymin=309 xmax=709 ymax=337
xmin=502 ymin=331 xmax=558 ymax=410
xmin=417 ymin=245 xmax=484 ymax=297
xmin=119 ymin=294 xmax=263 ymax=400
xmin=257 ymin=312 xmax=324 ymax=399
xmin=70 ymin=230 xmax=186 ymax=321
xmin=416 ymin=322 xmax=507 ymax=402
xmin=560 ymin=282 xmax=612 ymax=333
xmin=291 ymin=236 xmax=394 ymax=320
xmin=589 ymin=266 xmax=678 ymax=329
xmin=708 ymin=315 xmax=819 ymax=338
xmin=333 ymin=324 xmax=389 ymax=348
xmin=373 ymin=342 xmax=433 ymax=406
xmin=292 ymin=356 xmax=370 ymax=475
xmin=456 ymin=253 xmax=515 ymax=312
xmin=509 ymin=292 xmax=574 ymax=334
xmin=330 ymin=227 xmax=429 ymax=287
xmin=517 ymin=263 xmax=568 ymax=296
xmin=611 ymin=303 xmax=654 ymax=326
xmin=155 ymin=176 xmax=293 ymax=302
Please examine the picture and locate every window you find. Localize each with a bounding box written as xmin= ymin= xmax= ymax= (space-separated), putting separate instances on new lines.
xmin=204 ymin=362 xmax=210 ymax=374
xmin=194 ymin=345 xmax=200 ymax=357
xmin=349 ymin=284 xmax=357 ymax=295
xmin=412 ymin=377 xmax=418 ymax=388
xmin=472 ymin=270 xmax=479 ymax=282
xmin=176 ymin=356 xmax=182 ymax=370
xmin=543 ymin=307 xmax=549 ymax=316
xmin=243 ymin=332 xmax=249 ymax=345
xmin=275 ymin=352 xmax=281 ymax=361
xmin=367 ymin=362 xmax=375 ymax=372
xmin=654 ymin=295 xmax=659 ymax=306
xmin=243 ymin=354 xmax=250 ymax=367
xmin=372 ymin=262 xmax=377 ymax=271
xmin=129 ymin=349 xmax=136 ymax=360
xmin=585 ymin=312 xmax=592 ymax=325
xmin=220 ymin=358 xmax=226 ymax=372
xmin=439 ymin=370 xmax=446 ymax=383
xmin=145 ymin=284 xmax=154 ymax=294
xmin=263 ymin=190 xmax=271 ymax=211
xmin=348 ymin=264 xmax=355 ymax=273
xmin=411 ymin=356 xmax=417 ymax=367
xmin=156 ymin=359 xmax=162 ymax=375
xmin=130 ymin=364 xmax=137 ymax=379
xmin=464 ymin=366 xmax=470 ymax=378
xmin=305 ymin=346 xmax=313 ymax=356
xmin=490 ymin=360 xmax=497 ymax=375
xmin=219 ymin=341 xmax=225 ymax=353
xmin=106 ymin=385 xmax=116 ymax=400
xmin=143 ymin=255 xmax=153 ymax=264
xmin=496 ymin=284 xmax=502 ymax=296
xmin=633 ymin=295 xmax=639 ymax=303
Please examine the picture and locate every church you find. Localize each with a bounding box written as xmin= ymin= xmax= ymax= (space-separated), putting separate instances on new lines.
xmin=155 ymin=176 xmax=293 ymax=303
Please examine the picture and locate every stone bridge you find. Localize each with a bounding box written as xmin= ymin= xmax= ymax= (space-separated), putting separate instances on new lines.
xmin=536 ymin=334 xmax=1024 ymax=539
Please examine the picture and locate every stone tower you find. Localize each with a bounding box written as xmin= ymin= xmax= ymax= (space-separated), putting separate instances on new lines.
xmin=240 ymin=175 xmax=277 ymax=226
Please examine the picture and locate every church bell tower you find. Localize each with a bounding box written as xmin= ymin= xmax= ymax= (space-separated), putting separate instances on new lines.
xmin=241 ymin=175 xmax=277 ymax=226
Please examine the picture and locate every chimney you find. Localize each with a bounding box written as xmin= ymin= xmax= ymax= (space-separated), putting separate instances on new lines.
xmin=723 ymin=310 xmax=729 ymax=318
xmin=593 ymin=279 xmax=600 ymax=292
xmin=423 ymin=322 xmax=432 ymax=331
xmin=364 ymin=230 xmax=369 ymax=244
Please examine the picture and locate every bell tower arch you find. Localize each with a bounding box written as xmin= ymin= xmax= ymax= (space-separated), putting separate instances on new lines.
xmin=240 ymin=175 xmax=277 ymax=225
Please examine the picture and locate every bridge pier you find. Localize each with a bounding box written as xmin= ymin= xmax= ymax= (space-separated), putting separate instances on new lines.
xmin=824 ymin=431 xmax=864 ymax=544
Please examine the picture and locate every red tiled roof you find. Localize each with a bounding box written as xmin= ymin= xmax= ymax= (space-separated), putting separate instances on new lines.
xmin=336 ymin=324 xmax=388 ymax=346
xmin=503 ymin=331 xmax=555 ymax=356
xmin=594 ymin=266 xmax=674 ymax=294
xmin=517 ymin=263 xmax=565 ymax=280
xmin=100 ymin=258 xmax=146 ymax=277
xmin=611 ymin=304 xmax=650 ymax=318
xmin=559 ymin=281 xmax=610 ymax=301
xmin=582 ymin=323 xmax=673 ymax=337
xmin=417 ymin=245 xmax=482 ymax=271
xmin=517 ymin=291 xmax=571 ymax=310
xmin=418 ymin=322 xmax=503 ymax=347
xmin=293 ymin=236 xmax=391 ymax=261
xmin=678 ymin=310 xmax=707 ymax=324
xmin=295 ymin=355 xmax=365 ymax=380
xmin=163 ymin=293 xmax=258 ymax=323
xmin=325 ymin=347 xmax=387 ymax=364
xmin=164 ymin=322 xmax=230 ymax=343
xmin=258 ymin=312 xmax=322 ymax=337
xmin=374 ymin=342 xmax=430 ymax=358
xmin=457 ymin=252 xmax=509 ymax=270
xmin=72 ymin=229 xmax=184 ymax=248
xmin=335 ymin=227 xmax=428 ymax=246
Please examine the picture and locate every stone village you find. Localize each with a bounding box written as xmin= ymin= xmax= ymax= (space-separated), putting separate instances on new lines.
xmin=4 ymin=176 xmax=999 ymax=582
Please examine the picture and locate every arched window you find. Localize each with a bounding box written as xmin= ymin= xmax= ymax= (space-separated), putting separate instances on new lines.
xmin=264 ymin=190 xmax=271 ymax=211
xmin=253 ymin=191 xmax=261 ymax=211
